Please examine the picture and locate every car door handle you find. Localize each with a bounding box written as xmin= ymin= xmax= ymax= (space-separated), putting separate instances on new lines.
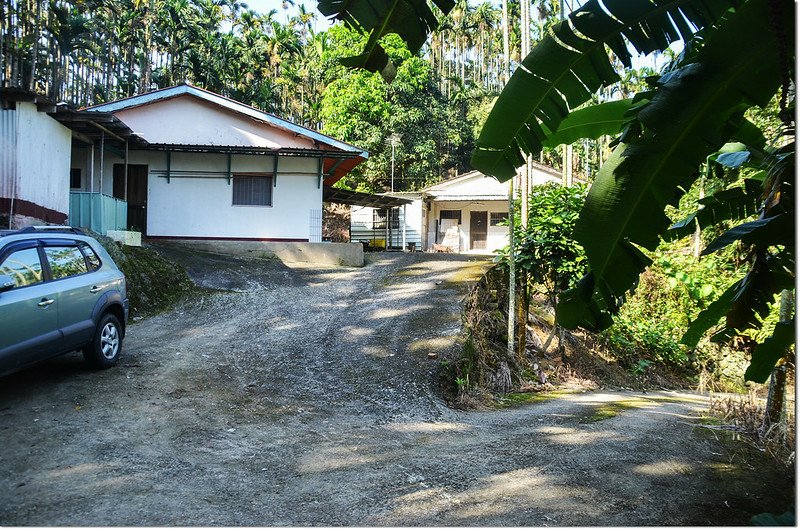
xmin=38 ymin=298 xmax=55 ymax=307
xmin=90 ymin=286 xmax=104 ymax=293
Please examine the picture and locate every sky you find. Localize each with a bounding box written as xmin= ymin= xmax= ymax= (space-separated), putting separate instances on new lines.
xmin=245 ymin=0 xmax=333 ymax=32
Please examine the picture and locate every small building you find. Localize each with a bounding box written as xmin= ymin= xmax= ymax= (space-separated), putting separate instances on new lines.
xmin=75 ymin=84 xmax=368 ymax=242
xmin=1 ymin=84 xmax=369 ymax=246
xmin=1 ymin=90 xmax=73 ymax=228
xmin=350 ymin=167 xmax=562 ymax=253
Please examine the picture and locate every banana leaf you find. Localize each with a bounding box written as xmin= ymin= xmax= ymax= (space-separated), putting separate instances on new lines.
xmin=702 ymin=213 xmax=792 ymax=255
xmin=666 ymin=178 xmax=764 ymax=240
xmin=745 ymin=319 xmax=796 ymax=383
xmin=556 ymin=0 xmax=787 ymax=332
xmin=540 ymin=99 xmax=636 ymax=149
xmin=471 ymin=0 xmax=741 ymax=180
xmin=317 ymin=0 xmax=454 ymax=80
xmin=681 ymin=282 xmax=739 ymax=347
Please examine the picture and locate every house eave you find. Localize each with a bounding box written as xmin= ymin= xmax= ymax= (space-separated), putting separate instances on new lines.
xmin=84 ymin=83 xmax=368 ymax=159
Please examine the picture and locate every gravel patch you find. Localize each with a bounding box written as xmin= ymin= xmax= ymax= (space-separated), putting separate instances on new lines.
xmin=0 ymin=251 xmax=792 ymax=525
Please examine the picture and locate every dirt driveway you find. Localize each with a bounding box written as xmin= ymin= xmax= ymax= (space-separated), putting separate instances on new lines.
xmin=0 ymin=251 xmax=792 ymax=525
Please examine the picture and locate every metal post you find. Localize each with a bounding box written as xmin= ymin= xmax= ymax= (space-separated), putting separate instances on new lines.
xmin=99 ymin=132 xmax=105 ymax=234
xmin=384 ymin=209 xmax=389 ymax=251
xmin=99 ymin=132 xmax=104 ymax=195
xmin=402 ymin=204 xmax=407 ymax=251
xmin=124 ymin=140 xmax=129 ymax=201
xmin=89 ymin=143 xmax=95 ymax=230
xmin=387 ymin=133 xmax=402 ymax=192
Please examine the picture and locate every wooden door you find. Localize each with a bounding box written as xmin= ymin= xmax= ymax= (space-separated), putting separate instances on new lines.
xmin=112 ymin=164 xmax=125 ymax=199
xmin=126 ymin=165 xmax=148 ymax=234
xmin=470 ymin=211 xmax=487 ymax=250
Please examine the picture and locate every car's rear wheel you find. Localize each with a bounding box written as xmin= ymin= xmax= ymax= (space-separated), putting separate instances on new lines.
xmin=83 ymin=313 xmax=122 ymax=369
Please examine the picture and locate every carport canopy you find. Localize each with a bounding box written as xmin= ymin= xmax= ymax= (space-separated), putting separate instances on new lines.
xmin=323 ymin=186 xmax=412 ymax=208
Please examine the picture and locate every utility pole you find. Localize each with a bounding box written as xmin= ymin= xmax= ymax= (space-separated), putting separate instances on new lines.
xmin=387 ymin=133 xmax=402 ymax=192
xmin=502 ymin=0 xmax=509 ymax=83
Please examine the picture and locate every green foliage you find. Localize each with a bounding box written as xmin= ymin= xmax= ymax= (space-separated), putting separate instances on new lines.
xmin=321 ymin=26 xmax=472 ymax=192
xmin=514 ymin=183 xmax=588 ymax=303
xmin=317 ymin=0 xmax=454 ymax=81
xmin=471 ymin=0 xmax=740 ymax=180
xmin=540 ymin=99 xmax=635 ymax=150
xmin=463 ymin=0 xmax=794 ymax=383
xmin=605 ymin=317 xmax=687 ymax=368
xmin=558 ymin=0 xmax=787 ymax=333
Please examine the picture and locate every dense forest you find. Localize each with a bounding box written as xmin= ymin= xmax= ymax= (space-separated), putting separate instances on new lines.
xmin=1 ymin=0 xmax=657 ymax=191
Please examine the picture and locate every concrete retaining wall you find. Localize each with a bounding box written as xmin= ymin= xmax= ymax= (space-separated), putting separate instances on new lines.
xmin=154 ymin=240 xmax=364 ymax=267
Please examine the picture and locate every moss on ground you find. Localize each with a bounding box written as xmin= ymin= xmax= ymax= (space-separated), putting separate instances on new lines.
xmin=492 ymin=389 xmax=578 ymax=408
xmin=580 ymin=398 xmax=652 ymax=423
xmin=93 ymin=233 xmax=195 ymax=317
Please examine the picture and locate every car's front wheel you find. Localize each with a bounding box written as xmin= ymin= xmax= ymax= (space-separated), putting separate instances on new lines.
xmin=83 ymin=313 xmax=122 ymax=369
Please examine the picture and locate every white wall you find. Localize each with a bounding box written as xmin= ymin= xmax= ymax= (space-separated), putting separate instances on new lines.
xmin=146 ymin=153 xmax=321 ymax=240
xmin=427 ymin=172 xmax=508 ymax=197
xmin=74 ymin=149 xmax=323 ymax=239
xmin=12 ymin=102 xmax=72 ymax=217
xmin=113 ymin=95 xmax=316 ymax=149
xmin=427 ymin=200 xmax=508 ymax=253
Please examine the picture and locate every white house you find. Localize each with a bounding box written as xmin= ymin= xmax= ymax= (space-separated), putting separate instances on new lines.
xmin=2 ymin=84 xmax=369 ymax=245
xmin=72 ymin=83 xmax=368 ymax=242
xmin=350 ymin=166 xmax=562 ymax=253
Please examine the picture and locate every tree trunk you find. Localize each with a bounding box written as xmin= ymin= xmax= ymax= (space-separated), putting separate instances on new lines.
xmin=516 ymin=272 xmax=527 ymax=364
xmin=763 ymin=289 xmax=794 ymax=430
xmin=502 ymin=0 xmax=509 ymax=82
xmin=693 ymin=175 xmax=705 ymax=258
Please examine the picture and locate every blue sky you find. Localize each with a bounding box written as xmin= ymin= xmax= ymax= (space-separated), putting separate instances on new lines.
xmin=245 ymin=0 xmax=333 ymax=31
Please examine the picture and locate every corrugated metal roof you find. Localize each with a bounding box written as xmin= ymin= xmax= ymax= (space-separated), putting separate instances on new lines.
xmin=48 ymin=107 xmax=148 ymax=147
xmin=84 ymin=83 xmax=368 ymax=159
xmin=429 ymin=194 xmax=507 ymax=201
xmin=323 ymin=186 xmax=412 ymax=208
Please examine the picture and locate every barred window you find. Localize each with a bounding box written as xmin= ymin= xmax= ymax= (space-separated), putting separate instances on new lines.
xmin=373 ymin=209 xmax=387 ymax=230
xmin=440 ymin=210 xmax=462 ymax=224
xmin=372 ymin=209 xmax=400 ymax=229
xmin=233 ymin=175 xmax=273 ymax=206
xmin=490 ymin=212 xmax=508 ymax=226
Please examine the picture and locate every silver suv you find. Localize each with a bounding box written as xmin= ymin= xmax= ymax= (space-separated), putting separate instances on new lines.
xmin=0 ymin=227 xmax=129 ymax=377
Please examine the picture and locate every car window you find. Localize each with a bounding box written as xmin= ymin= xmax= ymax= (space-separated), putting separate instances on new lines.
xmin=78 ymin=242 xmax=102 ymax=271
xmin=0 ymin=248 xmax=44 ymax=287
xmin=44 ymin=246 xmax=88 ymax=280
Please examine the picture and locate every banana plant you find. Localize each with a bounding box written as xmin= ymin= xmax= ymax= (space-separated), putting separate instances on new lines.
xmin=678 ymin=139 xmax=795 ymax=382
xmin=316 ymin=0 xmax=454 ymax=81
xmin=471 ymin=0 xmax=794 ymax=381
xmin=470 ymin=0 xmax=744 ymax=179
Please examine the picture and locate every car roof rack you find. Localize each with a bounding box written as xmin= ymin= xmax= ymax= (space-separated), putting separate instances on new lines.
xmin=16 ymin=226 xmax=86 ymax=235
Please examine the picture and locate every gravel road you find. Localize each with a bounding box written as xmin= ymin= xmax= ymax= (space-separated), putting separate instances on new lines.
xmin=0 ymin=250 xmax=792 ymax=525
